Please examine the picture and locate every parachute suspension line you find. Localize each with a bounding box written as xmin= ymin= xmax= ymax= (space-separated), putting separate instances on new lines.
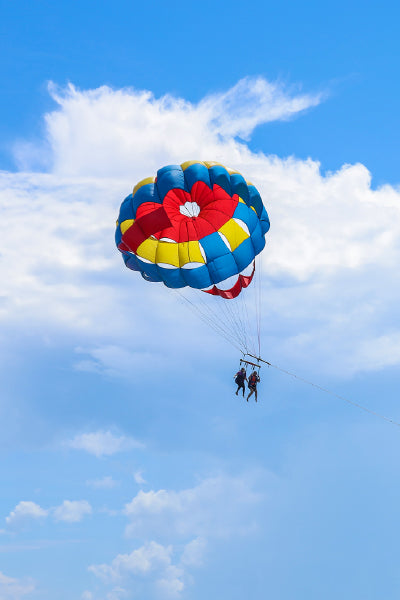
xmin=255 ymin=254 xmax=262 ymax=359
xmin=219 ymin=295 xmax=250 ymax=355
xmin=174 ymin=289 xmax=244 ymax=353
xmin=246 ymin=354 xmax=400 ymax=428
xmin=174 ymin=291 xmax=237 ymax=349
xmin=238 ymin=286 xmax=256 ymax=356
xmin=214 ymin=296 xmax=246 ymax=352
xmin=258 ymin=257 xmax=262 ymax=357
xmin=174 ymin=284 xmax=261 ymax=357
xmin=230 ymin=297 xmax=248 ymax=350
xmin=226 ymin=289 xmax=257 ymax=356
xmin=187 ymin=299 xmax=244 ymax=352
xmin=192 ymin=285 xmax=256 ymax=356
xmin=170 ymin=262 xmax=265 ymax=357
xmin=215 ymin=264 xmax=261 ymax=357
xmin=195 ymin=292 xmax=247 ymax=353
xmin=243 ymin=264 xmax=258 ymax=357
xmin=182 ymin=299 xmax=243 ymax=353
xmin=239 ymin=265 xmax=262 ymax=357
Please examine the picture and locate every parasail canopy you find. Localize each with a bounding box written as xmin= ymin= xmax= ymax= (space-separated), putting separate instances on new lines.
xmin=116 ymin=161 xmax=270 ymax=299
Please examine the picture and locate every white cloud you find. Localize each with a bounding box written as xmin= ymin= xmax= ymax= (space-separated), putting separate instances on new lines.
xmin=86 ymin=476 xmax=119 ymax=489
xmin=90 ymin=541 xmax=173 ymax=582
xmin=89 ymin=473 xmax=262 ymax=599
xmin=5 ymin=499 xmax=93 ymax=527
xmin=106 ymin=588 xmax=128 ymax=600
xmin=73 ymin=346 xmax=163 ymax=380
xmin=53 ymin=500 xmax=92 ymax=523
xmin=15 ymin=78 xmax=321 ymax=176
xmin=199 ymin=76 xmax=323 ymax=140
xmin=1 ymin=78 xmax=399 ymax=377
xmin=347 ymin=331 xmax=400 ymax=372
xmin=124 ymin=474 xmax=262 ymax=539
xmin=0 ymin=572 xmax=35 ymax=599
xmin=5 ymin=501 xmax=48 ymax=527
xmin=155 ymin=565 xmax=185 ymax=598
xmin=133 ymin=471 xmax=146 ymax=485
xmin=180 ymin=537 xmax=206 ymax=567
xmin=90 ymin=542 xmax=185 ymax=599
xmin=260 ymin=159 xmax=400 ymax=280
xmin=68 ymin=430 xmax=143 ymax=457
xmin=0 ymin=171 xmax=120 ymax=339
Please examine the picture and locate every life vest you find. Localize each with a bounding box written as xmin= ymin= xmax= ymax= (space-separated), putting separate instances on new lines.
xmin=249 ymin=374 xmax=258 ymax=386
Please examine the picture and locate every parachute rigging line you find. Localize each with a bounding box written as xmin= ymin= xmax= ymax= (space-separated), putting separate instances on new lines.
xmin=254 ymin=253 xmax=263 ymax=359
xmin=174 ymin=289 xmax=244 ymax=353
xmin=246 ymin=354 xmax=400 ymax=428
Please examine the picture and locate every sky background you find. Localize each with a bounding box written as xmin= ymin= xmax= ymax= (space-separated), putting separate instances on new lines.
xmin=1 ymin=1 xmax=400 ymax=599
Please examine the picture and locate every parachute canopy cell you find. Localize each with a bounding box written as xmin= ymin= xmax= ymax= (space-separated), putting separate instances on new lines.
xmin=115 ymin=161 xmax=270 ymax=299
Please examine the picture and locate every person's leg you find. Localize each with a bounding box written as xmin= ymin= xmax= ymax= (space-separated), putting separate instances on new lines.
xmin=247 ymin=388 xmax=254 ymax=401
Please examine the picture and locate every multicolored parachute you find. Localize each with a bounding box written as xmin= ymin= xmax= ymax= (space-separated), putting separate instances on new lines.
xmin=115 ymin=161 xmax=270 ymax=299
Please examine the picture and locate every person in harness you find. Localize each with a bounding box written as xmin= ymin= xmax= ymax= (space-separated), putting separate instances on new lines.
xmin=234 ymin=367 xmax=247 ymax=397
xmin=247 ymin=370 xmax=260 ymax=402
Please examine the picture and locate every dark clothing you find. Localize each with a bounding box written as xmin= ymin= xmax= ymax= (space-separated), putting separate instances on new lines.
xmin=235 ymin=371 xmax=246 ymax=396
xmin=248 ymin=373 xmax=260 ymax=390
xmin=235 ymin=371 xmax=246 ymax=385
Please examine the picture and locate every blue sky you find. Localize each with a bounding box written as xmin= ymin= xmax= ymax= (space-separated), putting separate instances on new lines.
xmin=1 ymin=1 xmax=400 ymax=599
xmin=2 ymin=0 xmax=400 ymax=184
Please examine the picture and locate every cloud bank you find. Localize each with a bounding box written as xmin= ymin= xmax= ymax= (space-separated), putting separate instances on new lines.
xmin=89 ymin=473 xmax=262 ymax=598
xmin=123 ymin=474 xmax=260 ymax=539
xmin=1 ymin=76 xmax=399 ymax=377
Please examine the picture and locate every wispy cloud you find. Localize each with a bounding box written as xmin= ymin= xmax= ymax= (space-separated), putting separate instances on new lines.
xmin=74 ymin=346 xmax=161 ymax=380
xmin=0 ymin=571 xmax=35 ymax=599
xmin=53 ymin=500 xmax=92 ymax=523
xmin=68 ymin=430 xmax=144 ymax=457
xmin=133 ymin=471 xmax=146 ymax=485
xmin=200 ymin=76 xmax=323 ymax=139
xmin=86 ymin=476 xmax=119 ymax=489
